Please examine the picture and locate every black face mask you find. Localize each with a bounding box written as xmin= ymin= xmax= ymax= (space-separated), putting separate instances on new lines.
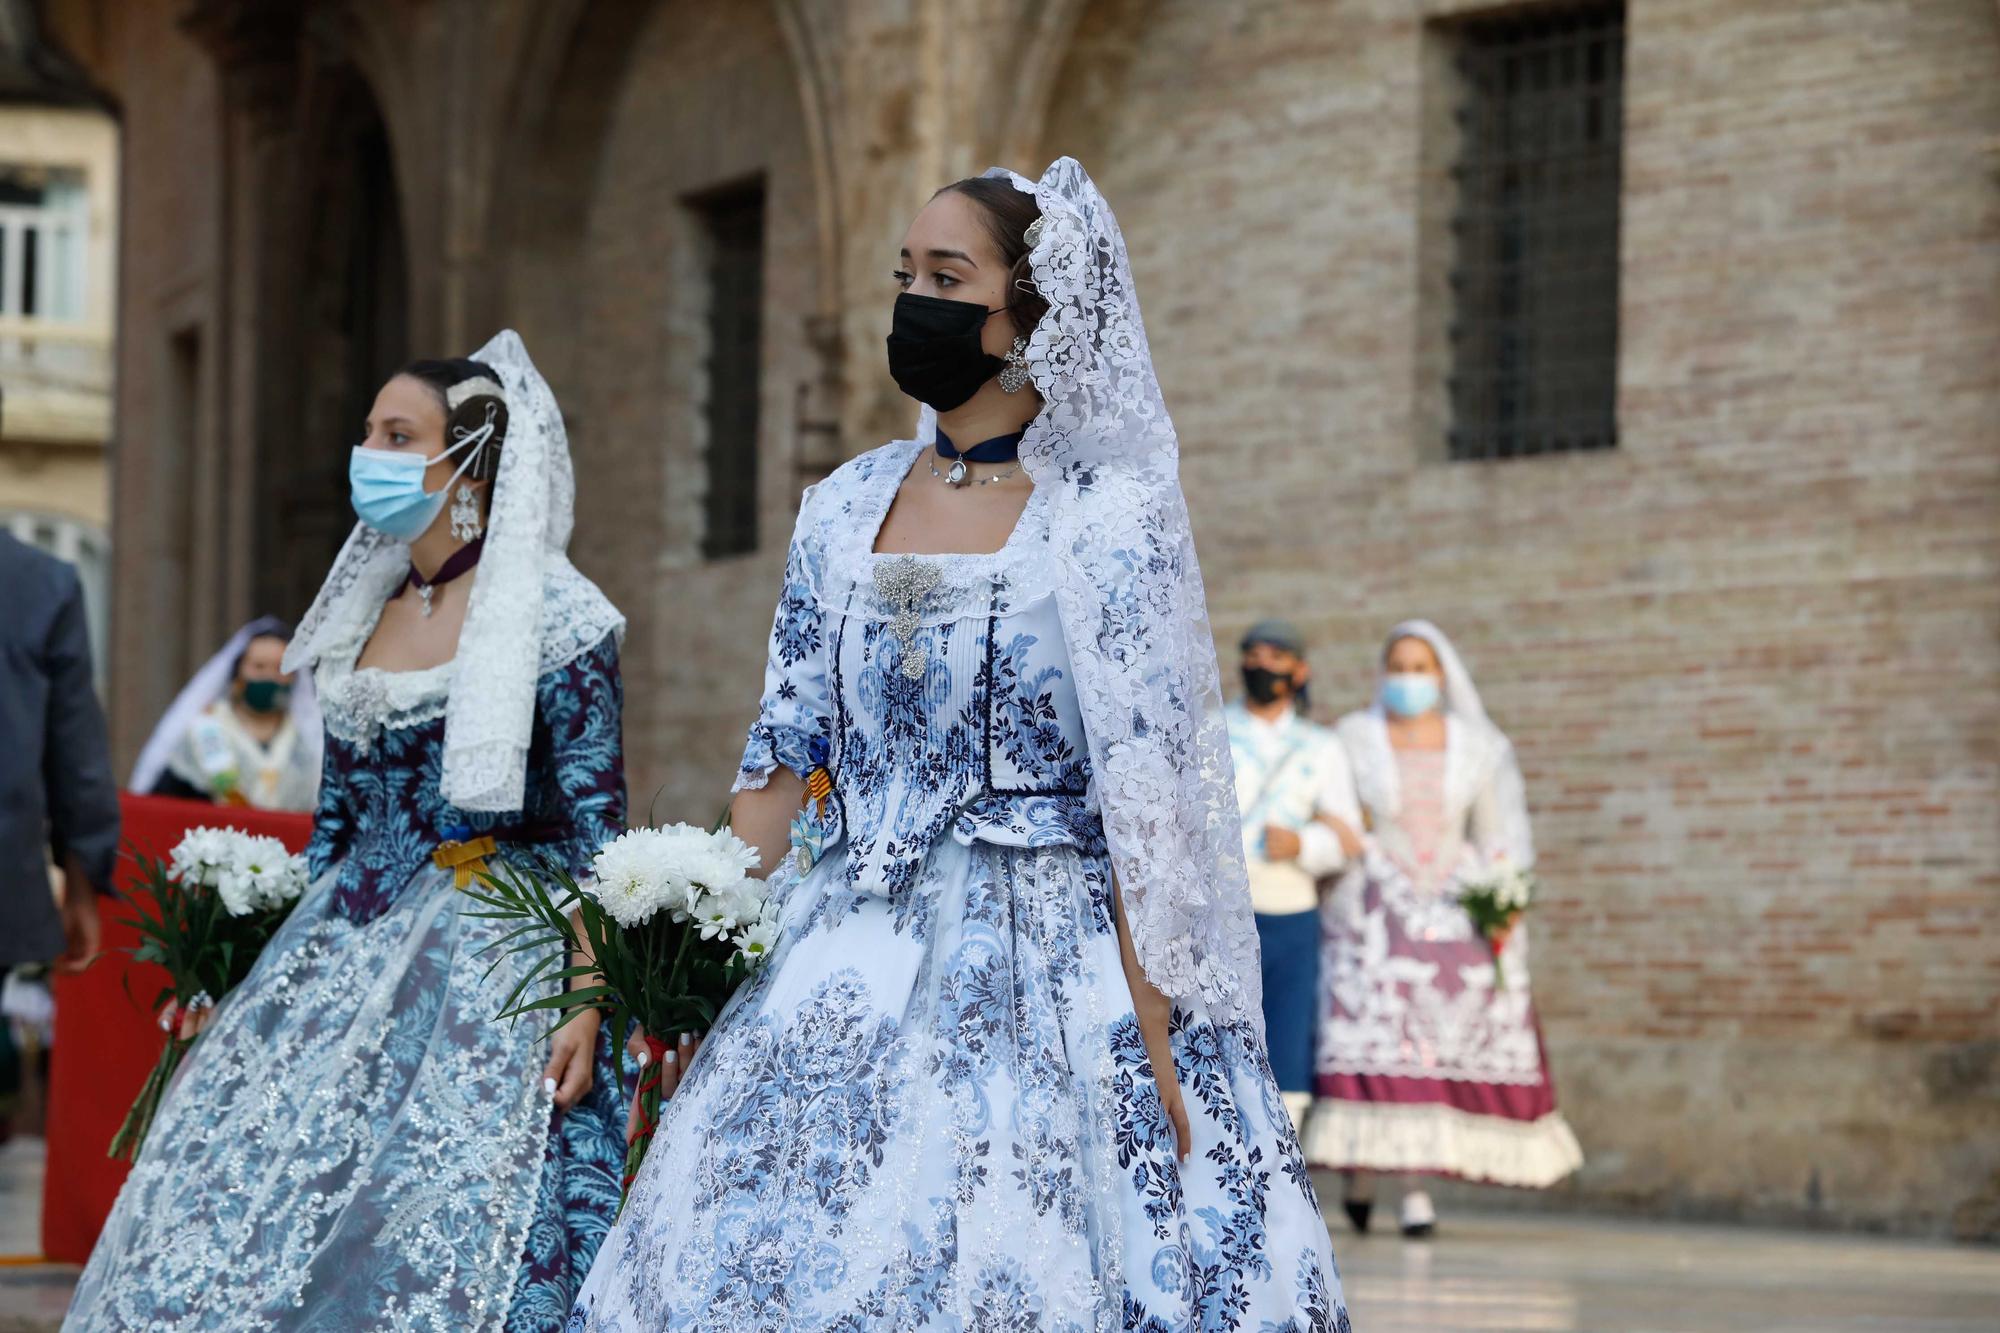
xmin=885 ymin=292 xmax=1005 ymax=412
xmin=1242 ymin=665 xmax=1294 ymax=706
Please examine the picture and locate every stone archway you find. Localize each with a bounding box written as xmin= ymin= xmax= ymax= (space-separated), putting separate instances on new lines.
xmin=498 ymin=0 xmax=830 ymax=810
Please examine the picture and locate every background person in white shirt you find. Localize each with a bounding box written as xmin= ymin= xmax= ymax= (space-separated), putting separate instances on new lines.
xmin=1226 ymin=618 xmax=1363 ymax=1132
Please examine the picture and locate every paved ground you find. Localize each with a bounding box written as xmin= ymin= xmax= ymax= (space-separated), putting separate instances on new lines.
xmin=1335 ymin=1210 xmax=2000 ymax=1333
xmin=4 ymin=1135 xmax=1996 ymax=1330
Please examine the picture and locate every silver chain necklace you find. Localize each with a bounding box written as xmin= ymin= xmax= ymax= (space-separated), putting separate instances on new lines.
xmin=929 ymin=457 xmax=1021 ymax=488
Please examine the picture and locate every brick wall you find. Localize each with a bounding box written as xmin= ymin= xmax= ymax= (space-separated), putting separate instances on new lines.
xmin=1042 ymin=0 xmax=2000 ymax=1236
xmin=54 ymin=0 xmax=1999 ymax=1236
xmin=503 ymin=0 xmax=822 ymax=821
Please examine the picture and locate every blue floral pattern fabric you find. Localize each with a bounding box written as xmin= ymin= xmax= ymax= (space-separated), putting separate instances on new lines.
xmin=68 ymin=629 xmax=629 ymax=1333
xmin=307 ymin=634 xmax=627 ymax=924
xmin=572 ymin=447 xmax=1346 ymax=1330
xmin=737 ymin=443 xmax=1100 ymax=899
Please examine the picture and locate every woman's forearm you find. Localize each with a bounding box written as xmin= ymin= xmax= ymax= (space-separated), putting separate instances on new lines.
xmin=1111 ymin=875 xmax=1173 ymax=1026
xmin=567 ymin=908 xmax=604 ymax=994
xmin=731 ymin=772 xmax=808 ymax=878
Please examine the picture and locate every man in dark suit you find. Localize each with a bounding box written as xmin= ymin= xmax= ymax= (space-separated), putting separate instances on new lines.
xmin=0 ymin=530 xmax=118 ymax=976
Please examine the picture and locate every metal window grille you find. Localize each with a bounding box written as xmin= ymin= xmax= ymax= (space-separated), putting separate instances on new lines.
xmin=696 ymin=182 xmax=766 ymax=560
xmin=1446 ymin=4 xmax=1624 ymax=461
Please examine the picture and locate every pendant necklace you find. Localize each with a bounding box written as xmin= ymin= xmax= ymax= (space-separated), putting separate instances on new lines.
xmin=932 ymin=427 xmax=1026 ymax=488
xmin=406 ymin=534 xmax=485 ymax=618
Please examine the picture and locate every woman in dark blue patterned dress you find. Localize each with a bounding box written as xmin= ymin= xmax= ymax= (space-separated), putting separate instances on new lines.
xmin=570 ymin=163 xmax=1350 ymax=1331
xmin=69 ymin=332 xmax=629 ymax=1332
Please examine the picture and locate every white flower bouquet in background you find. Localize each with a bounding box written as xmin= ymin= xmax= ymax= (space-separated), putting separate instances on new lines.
xmin=1458 ymin=857 xmax=1537 ymax=991
xmin=462 ymin=822 xmax=775 ymax=1199
xmin=111 ymin=827 xmax=309 ymax=1159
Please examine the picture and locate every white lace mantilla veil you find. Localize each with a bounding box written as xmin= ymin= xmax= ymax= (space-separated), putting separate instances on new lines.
xmin=283 ymin=329 xmax=622 ymax=812
xmin=928 ymin=158 xmax=1263 ymax=1028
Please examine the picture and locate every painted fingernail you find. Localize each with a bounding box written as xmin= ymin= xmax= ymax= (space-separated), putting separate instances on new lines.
xmin=543 ymin=1077 xmax=557 ymax=1096
xmin=664 ymin=1050 xmax=678 ymax=1064
xmin=635 ymin=1050 xmax=649 ymax=1069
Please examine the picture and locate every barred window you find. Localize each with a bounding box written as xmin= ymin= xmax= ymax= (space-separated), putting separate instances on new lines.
xmin=1446 ymin=4 xmax=1624 ymax=461
xmin=694 ymin=181 xmax=766 ymax=559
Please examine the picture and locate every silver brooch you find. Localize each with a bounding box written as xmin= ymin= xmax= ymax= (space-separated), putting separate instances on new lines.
xmin=333 ymin=672 xmax=391 ymax=754
xmin=872 ymin=557 xmax=941 ymax=680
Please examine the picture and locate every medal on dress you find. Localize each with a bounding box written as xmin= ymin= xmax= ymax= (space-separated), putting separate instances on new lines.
xmin=791 ymin=736 xmax=836 ymax=873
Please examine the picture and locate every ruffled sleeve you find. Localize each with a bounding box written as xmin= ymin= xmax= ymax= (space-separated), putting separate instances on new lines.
xmin=534 ymin=632 xmax=629 ymax=877
xmin=735 ymin=486 xmax=833 ymax=792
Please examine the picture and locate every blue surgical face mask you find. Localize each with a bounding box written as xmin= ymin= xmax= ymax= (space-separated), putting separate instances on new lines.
xmin=1380 ymin=672 xmax=1441 ymax=719
xmin=347 ymin=422 xmax=491 ymax=542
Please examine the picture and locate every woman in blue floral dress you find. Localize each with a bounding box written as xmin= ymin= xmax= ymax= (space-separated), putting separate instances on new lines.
xmin=571 ymin=162 xmax=1350 ymax=1331
xmin=68 ymin=333 xmax=630 ymax=1331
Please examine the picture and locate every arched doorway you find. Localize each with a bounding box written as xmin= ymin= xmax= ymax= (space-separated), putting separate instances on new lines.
xmin=255 ymin=70 xmax=408 ymax=623
xmin=502 ymin=0 xmax=827 ymax=812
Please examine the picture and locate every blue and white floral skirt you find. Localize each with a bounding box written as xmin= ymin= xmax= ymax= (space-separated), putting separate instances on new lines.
xmin=569 ymin=837 xmax=1351 ymax=1331
xmin=66 ymin=864 xmax=625 ymax=1333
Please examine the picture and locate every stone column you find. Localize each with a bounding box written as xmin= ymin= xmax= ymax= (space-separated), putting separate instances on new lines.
xmin=785 ymin=0 xmax=1090 ymax=459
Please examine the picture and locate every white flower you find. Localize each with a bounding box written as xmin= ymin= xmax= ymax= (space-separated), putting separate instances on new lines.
xmin=238 ymin=836 xmax=308 ymax=910
xmin=170 ymin=827 xmax=307 ymax=915
xmin=692 ymin=882 xmax=757 ymax=941
xmin=734 ymin=913 xmax=778 ymax=963
xmin=169 ymin=827 xmax=232 ymax=888
xmin=587 ymin=828 xmax=684 ymax=929
xmin=213 ymin=869 xmax=257 ymax=917
xmin=585 ymin=823 xmax=767 ymax=933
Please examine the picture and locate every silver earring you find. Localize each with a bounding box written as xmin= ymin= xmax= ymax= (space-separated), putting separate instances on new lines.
xmin=450 ymin=483 xmax=483 ymax=541
xmin=999 ymin=336 xmax=1030 ymax=394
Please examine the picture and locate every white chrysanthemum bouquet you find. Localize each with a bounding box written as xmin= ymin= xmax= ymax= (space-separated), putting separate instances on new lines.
xmin=111 ymin=826 xmax=309 ymax=1159
xmin=1459 ymin=856 xmax=1537 ymax=991
xmin=462 ymin=822 xmax=774 ymax=1198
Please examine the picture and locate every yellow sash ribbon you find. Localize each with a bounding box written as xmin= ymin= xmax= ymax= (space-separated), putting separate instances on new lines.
xmin=434 ymin=835 xmax=499 ymax=889
xmin=805 ymin=767 xmax=833 ymax=811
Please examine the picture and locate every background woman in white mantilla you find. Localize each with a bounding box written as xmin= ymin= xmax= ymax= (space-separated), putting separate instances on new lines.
xmin=129 ymin=615 xmax=321 ymax=811
xmin=1309 ymin=619 xmax=1582 ymax=1238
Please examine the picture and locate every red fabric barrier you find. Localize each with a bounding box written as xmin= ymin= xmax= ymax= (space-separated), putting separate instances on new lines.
xmin=41 ymin=793 xmax=313 ymax=1264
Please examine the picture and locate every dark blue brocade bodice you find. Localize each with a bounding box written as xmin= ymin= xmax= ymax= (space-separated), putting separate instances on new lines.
xmin=305 ymin=633 xmax=627 ymax=923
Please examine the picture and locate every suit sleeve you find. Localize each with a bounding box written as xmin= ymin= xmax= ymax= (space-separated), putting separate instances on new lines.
xmin=40 ymin=568 xmax=119 ymax=894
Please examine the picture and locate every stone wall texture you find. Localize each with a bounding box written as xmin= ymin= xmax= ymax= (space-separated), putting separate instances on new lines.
xmin=39 ymin=0 xmax=2000 ymax=1237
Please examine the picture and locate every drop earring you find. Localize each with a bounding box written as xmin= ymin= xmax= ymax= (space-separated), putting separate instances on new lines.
xmin=450 ymin=483 xmax=483 ymax=542
xmin=998 ymin=336 xmax=1030 ymax=394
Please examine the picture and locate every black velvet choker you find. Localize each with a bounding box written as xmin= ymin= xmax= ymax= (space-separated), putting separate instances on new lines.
xmin=407 ymin=534 xmax=484 ymax=616
xmin=933 ymin=428 xmax=1025 ymax=486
